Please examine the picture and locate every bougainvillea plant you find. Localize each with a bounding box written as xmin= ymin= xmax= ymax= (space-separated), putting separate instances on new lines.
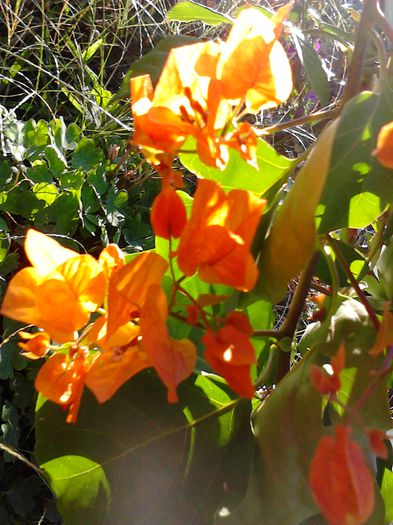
xmin=1 ymin=2 xmax=393 ymax=524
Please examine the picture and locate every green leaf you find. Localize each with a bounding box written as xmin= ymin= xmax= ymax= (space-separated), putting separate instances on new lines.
xmin=32 ymin=183 xmax=58 ymax=206
xmin=24 ymin=119 xmax=50 ymax=160
xmin=0 ymin=233 xmax=10 ymax=262
xmin=0 ymin=187 xmax=45 ymax=219
xmin=167 ymin=1 xmax=231 ymax=25
xmin=26 ymin=162 xmax=53 ymax=184
xmin=71 ymin=138 xmax=104 ymax=170
xmin=46 ymin=192 xmax=80 ymax=235
xmin=35 ymin=372 xmax=252 ymax=525
xmin=292 ymin=31 xmax=330 ymax=106
xmin=317 ymin=80 xmax=393 ymax=232
xmin=381 ymin=468 xmax=393 ymax=524
xmin=179 ymin=137 xmax=295 ymax=194
xmin=41 ymin=456 xmax=110 ymax=523
xmin=45 ymin=145 xmax=66 ymax=177
xmin=0 ymin=252 xmax=19 ymax=275
xmin=82 ymin=38 xmax=104 ymax=62
xmin=0 ymin=159 xmax=13 ymax=188
xmin=373 ymin=241 xmax=393 ymax=301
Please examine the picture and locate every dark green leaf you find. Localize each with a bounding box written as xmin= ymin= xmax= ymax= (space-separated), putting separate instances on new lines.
xmin=72 ymin=138 xmax=104 ymax=170
xmin=45 ymin=145 xmax=67 ymax=177
xmin=218 ymin=350 xmax=323 ymax=525
xmin=35 ymin=372 xmax=251 ymax=525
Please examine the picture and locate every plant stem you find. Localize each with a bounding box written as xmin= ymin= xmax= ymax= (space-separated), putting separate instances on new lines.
xmin=274 ymin=253 xmax=319 ymax=381
xmin=259 ymin=108 xmax=339 ymax=136
xmin=278 ymin=253 xmax=319 ymax=340
xmin=327 ymin=235 xmax=380 ymax=330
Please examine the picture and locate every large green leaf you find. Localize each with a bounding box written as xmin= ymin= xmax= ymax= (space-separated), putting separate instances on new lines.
xmin=317 ymin=80 xmax=393 ymax=232
xmin=35 ymin=372 xmax=253 ymax=525
xmin=179 ymin=137 xmax=295 ymax=194
xmin=167 ymin=1 xmax=231 ymax=25
xmin=217 ymin=349 xmax=323 ymax=525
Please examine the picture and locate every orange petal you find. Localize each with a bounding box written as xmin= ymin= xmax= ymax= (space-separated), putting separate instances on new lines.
xmin=198 ymin=242 xmax=258 ymax=291
xmin=225 ymin=311 xmax=253 ymax=336
xmin=37 ymin=255 xmax=106 ymax=342
xmin=98 ymin=244 xmax=125 ymax=281
xmin=373 ymin=121 xmax=393 ymax=169
xmin=151 ymin=188 xmax=187 ymax=239
xmin=217 ymin=7 xmax=292 ymax=111
xmin=310 ymin=425 xmax=375 ymax=525
xmin=130 ymin=74 xmax=154 ymax=104
xmin=140 ymin=285 xmax=196 ymax=403
xmin=18 ymin=331 xmax=50 ymax=359
xmin=25 ymin=229 xmax=77 ymax=276
xmin=86 ymin=343 xmax=150 ymax=403
xmin=178 ymin=224 xmax=237 ymax=277
xmin=225 ymin=188 xmax=266 ymax=248
xmin=35 ymin=352 xmax=87 ymax=423
xmin=107 ymin=252 xmax=168 ymax=338
xmin=331 ymin=343 xmax=346 ymax=375
xmin=202 ymin=323 xmax=256 ymax=398
xmin=310 ymin=365 xmax=340 ymax=396
xmin=0 ymin=267 xmax=42 ymax=326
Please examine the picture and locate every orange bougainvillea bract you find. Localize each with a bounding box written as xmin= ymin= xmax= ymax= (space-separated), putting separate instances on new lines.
xmin=373 ymin=121 xmax=393 ymax=169
xmin=202 ymin=311 xmax=256 ymax=398
xmin=0 ymin=229 xmax=106 ymax=343
xmin=176 ymin=179 xmax=265 ymax=291
xmin=130 ymin=6 xmax=292 ymax=177
xmin=310 ymin=425 xmax=375 ymax=525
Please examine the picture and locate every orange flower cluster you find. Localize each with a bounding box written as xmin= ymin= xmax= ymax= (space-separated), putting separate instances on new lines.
xmin=1 ymin=182 xmax=263 ymax=421
xmin=131 ymin=6 xmax=292 ymax=184
xmin=1 ymin=230 xmax=194 ymax=422
xmin=152 ymin=179 xmax=265 ymax=291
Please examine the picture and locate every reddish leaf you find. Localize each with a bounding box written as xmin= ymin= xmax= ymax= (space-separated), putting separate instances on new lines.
xmin=151 ymin=187 xmax=187 ymax=239
xmin=310 ymin=425 xmax=375 ymax=525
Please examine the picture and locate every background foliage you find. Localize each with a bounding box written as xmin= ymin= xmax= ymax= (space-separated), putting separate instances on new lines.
xmin=0 ymin=0 xmax=391 ymax=524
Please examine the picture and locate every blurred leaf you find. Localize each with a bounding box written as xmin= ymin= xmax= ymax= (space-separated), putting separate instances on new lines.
xmin=381 ymin=468 xmax=393 ymax=524
xmin=179 ymin=137 xmax=295 ymax=193
xmin=217 ymin=350 xmax=323 ymax=525
xmin=35 ymin=371 xmax=252 ymax=525
xmin=292 ymin=31 xmax=330 ymax=106
xmin=0 ymin=253 xmax=19 ymax=276
xmin=254 ymin=120 xmax=338 ymax=303
xmin=167 ymin=1 xmax=231 ymax=25
xmin=315 ymin=239 xmax=365 ymax=286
